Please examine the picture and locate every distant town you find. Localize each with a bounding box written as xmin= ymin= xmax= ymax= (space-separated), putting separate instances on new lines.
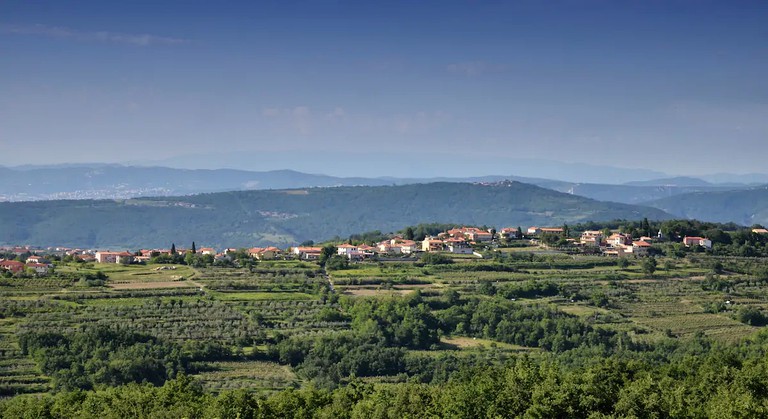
xmin=0 ymin=187 xmax=176 ymax=202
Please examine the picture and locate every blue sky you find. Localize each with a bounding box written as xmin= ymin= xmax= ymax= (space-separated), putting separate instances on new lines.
xmin=1 ymin=1 xmax=767 ymax=177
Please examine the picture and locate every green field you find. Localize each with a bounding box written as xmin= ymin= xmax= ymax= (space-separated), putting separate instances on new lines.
xmin=2 ymin=248 xmax=768 ymax=402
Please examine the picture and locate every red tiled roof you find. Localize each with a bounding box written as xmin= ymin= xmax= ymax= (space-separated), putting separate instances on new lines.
xmin=296 ymin=247 xmax=322 ymax=252
xmin=0 ymin=260 xmax=24 ymax=267
xmin=98 ymin=251 xmax=133 ymax=256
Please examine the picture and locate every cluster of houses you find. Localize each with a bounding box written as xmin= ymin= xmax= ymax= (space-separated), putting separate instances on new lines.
xmin=2 ymin=224 xmax=742 ymax=271
xmin=421 ymin=227 xmax=492 ymax=255
xmin=574 ymin=229 xmax=713 ymax=257
xmin=577 ymin=231 xmax=656 ymax=256
xmin=291 ymin=228 xmax=497 ymax=261
xmin=0 ymin=255 xmax=53 ymax=275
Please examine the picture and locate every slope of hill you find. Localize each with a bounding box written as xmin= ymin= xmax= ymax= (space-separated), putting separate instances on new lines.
xmin=543 ymin=183 xmax=745 ymax=205
xmin=647 ymin=186 xmax=768 ymax=226
xmin=0 ymin=182 xmax=672 ymax=249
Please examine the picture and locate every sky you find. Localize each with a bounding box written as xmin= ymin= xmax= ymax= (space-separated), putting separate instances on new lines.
xmin=1 ymin=0 xmax=767 ymax=177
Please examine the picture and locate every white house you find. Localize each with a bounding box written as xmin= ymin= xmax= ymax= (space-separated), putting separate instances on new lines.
xmin=580 ymin=230 xmax=604 ymax=246
xmin=683 ymin=236 xmax=712 ymax=249
xmin=632 ymin=240 xmax=652 ymax=256
xmin=445 ymin=238 xmax=472 ymax=254
xmin=292 ymin=247 xmax=323 ymax=260
xmin=26 ymin=263 xmax=51 ymax=274
xmin=422 ymin=238 xmax=444 ymax=252
xmin=498 ymin=228 xmax=521 ymax=240
xmin=336 ymin=244 xmax=359 ymax=256
xmin=95 ymin=251 xmax=134 ymax=264
xmin=607 ymin=233 xmax=632 ymax=247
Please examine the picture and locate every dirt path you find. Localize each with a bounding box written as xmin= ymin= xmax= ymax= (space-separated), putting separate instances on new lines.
xmin=110 ymin=281 xmax=197 ymax=290
xmin=323 ymin=266 xmax=335 ymax=292
xmin=188 ymin=278 xmax=205 ymax=290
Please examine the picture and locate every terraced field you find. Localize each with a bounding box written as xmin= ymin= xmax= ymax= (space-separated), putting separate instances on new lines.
xmin=0 ymin=260 xmax=344 ymax=395
xmin=195 ymin=361 xmax=299 ymax=393
xmin=1 ymin=249 xmax=768 ymax=397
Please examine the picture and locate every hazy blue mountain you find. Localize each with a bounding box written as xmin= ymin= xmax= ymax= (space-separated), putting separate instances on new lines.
xmin=0 ymin=164 xmax=574 ymax=201
xmin=624 ymin=177 xmax=713 ymax=187
xmin=0 ymin=165 xmax=751 ymax=205
xmin=698 ymin=173 xmax=768 ymax=185
xmin=0 ymin=181 xmax=672 ymax=249
xmin=0 ymin=166 xmax=395 ymax=201
xmin=647 ymin=186 xmax=768 ymax=226
xmin=140 ymin=151 xmax=670 ymax=184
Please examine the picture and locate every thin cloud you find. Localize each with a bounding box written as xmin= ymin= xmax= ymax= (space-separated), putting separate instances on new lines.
xmin=260 ymin=106 xmax=313 ymax=135
xmin=446 ymin=61 xmax=511 ymax=76
xmin=0 ymin=23 xmax=188 ymax=46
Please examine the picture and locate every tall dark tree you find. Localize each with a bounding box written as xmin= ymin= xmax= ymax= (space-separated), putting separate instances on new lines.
xmin=191 ymin=242 xmax=196 ymax=254
xmin=319 ymin=245 xmax=337 ymax=266
xmin=404 ymin=227 xmax=415 ymax=241
xmin=642 ymin=218 xmax=651 ymax=236
xmin=170 ymin=243 xmax=176 ymax=255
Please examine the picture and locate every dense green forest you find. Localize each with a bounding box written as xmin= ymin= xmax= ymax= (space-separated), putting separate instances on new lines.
xmin=6 ymin=341 xmax=768 ymax=419
xmin=0 ymin=182 xmax=671 ymax=248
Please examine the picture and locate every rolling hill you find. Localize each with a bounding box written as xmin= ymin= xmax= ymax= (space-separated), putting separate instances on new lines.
xmin=0 ymin=181 xmax=672 ymax=249
xmin=648 ymin=186 xmax=768 ymax=226
xmin=540 ymin=182 xmax=746 ymax=205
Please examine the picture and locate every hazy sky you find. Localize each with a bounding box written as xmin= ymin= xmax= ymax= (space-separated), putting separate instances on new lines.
xmin=1 ymin=1 xmax=767 ymax=176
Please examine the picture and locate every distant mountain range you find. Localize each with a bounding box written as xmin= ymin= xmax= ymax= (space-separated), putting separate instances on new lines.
xmin=0 ymin=181 xmax=672 ymax=249
xmin=0 ymin=165 xmax=396 ymax=200
xmin=623 ymin=176 xmax=714 ymax=187
xmin=0 ymin=164 xmax=755 ymax=206
xmin=648 ymin=186 xmax=768 ymax=227
xmin=138 ymin=151 xmax=672 ymax=184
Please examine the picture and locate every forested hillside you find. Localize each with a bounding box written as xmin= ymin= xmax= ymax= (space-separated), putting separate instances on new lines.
xmin=648 ymin=186 xmax=768 ymax=226
xmin=544 ymin=182 xmax=744 ymax=205
xmin=0 ymin=182 xmax=671 ymax=248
